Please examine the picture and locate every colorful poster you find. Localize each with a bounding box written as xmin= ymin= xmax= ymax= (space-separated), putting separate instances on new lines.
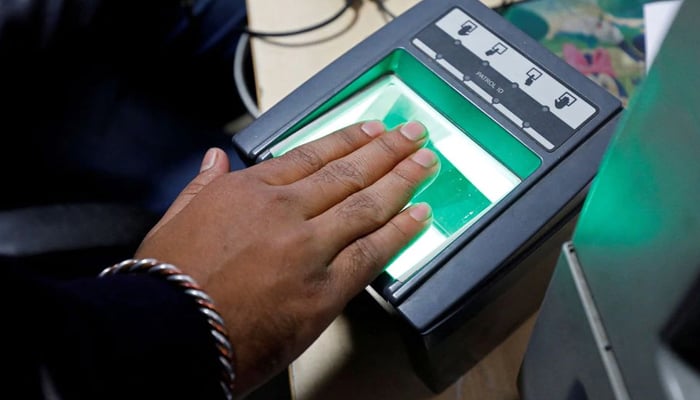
xmin=502 ymin=0 xmax=649 ymax=106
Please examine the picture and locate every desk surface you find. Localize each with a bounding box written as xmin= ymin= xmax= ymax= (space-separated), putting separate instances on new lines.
xmin=247 ymin=0 xmax=505 ymax=112
xmin=245 ymin=1 xmax=534 ymax=399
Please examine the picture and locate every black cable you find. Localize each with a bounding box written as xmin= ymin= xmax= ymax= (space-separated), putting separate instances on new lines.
xmin=232 ymin=0 xmax=355 ymax=119
xmin=494 ymin=0 xmax=534 ymax=15
xmin=374 ymin=0 xmax=397 ymax=19
xmin=239 ymin=0 xmax=354 ymax=37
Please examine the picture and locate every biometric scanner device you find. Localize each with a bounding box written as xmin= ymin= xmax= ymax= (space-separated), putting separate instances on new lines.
xmin=233 ymin=0 xmax=621 ymax=392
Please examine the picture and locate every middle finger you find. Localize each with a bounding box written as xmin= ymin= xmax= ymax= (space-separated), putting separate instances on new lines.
xmin=290 ymin=121 xmax=429 ymax=217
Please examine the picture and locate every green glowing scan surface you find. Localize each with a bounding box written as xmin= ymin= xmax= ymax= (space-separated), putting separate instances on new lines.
xmin=272 ymin=76 xmax=520 ymax=281
xmin=271 ymin=52 xmax=539 ymax=282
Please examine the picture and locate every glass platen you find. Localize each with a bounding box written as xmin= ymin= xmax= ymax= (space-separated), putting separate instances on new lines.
xmin=271 ymin=74 xmax=521 ymax=280
xmin=271 ymin=74 xmax=523 ymax=282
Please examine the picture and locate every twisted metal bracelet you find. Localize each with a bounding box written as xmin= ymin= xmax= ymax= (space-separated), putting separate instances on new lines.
xmin=99 ymin=258 xmax=235 ymax=400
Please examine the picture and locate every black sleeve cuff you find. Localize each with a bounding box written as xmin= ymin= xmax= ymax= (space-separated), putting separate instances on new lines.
xmin=34 ymin=272 xmax=224 ymax=399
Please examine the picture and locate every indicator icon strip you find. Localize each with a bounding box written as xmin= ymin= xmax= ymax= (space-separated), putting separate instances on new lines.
xmin=412 ymin=38 xmax=555 ymax=150
xmin=435 ymin=8 xmax=596 ymax=130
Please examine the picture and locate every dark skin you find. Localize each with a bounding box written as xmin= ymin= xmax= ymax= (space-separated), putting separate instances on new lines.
xmin=135 ymin=120 xmax=439 ymax=397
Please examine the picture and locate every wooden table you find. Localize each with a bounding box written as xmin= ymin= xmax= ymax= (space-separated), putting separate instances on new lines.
xmin=245 ymin=1 xmax=535 ymax=399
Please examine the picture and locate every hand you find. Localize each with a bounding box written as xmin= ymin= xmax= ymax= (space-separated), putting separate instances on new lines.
xmin=135 ymin=121 xmax=439 ymax=396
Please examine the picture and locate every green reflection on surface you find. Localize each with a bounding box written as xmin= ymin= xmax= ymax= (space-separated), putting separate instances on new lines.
xmin=271 ymin=52 xmax=539 ymax=281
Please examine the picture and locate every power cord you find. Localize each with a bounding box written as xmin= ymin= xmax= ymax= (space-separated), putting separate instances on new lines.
xmin=374 ymin=0 xmax=397 ymax=19
xmin=239 ymin=0 xmax=355 ymax=37
xmin=234 ymin=33 xmax=260 ymax=118
xmin=233 ymin=0 xmax=356 ymax=118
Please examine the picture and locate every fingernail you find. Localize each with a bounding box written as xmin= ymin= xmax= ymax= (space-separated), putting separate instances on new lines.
xmin=200 ymin=148 xmax=218 ymax=172
xmin=400 ymin=121 xmax=427 ymax=141
xmin=411 ymin=148 xmax=438 ymax=168
xmin=361 ymin=120 xmax=385 ymax=137
xmin=409 ymin=203 xmax=432 ymax=222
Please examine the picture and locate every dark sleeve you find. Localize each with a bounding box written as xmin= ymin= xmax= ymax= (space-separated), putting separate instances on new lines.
xmin=0 ymin=0 xmax=181 ymax=57
xmin=4 ymin=265 xmax=225 ymax=400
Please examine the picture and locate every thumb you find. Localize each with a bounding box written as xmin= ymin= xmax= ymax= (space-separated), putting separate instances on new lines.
xmin=146 ymin=148 xmax=230 ymax=239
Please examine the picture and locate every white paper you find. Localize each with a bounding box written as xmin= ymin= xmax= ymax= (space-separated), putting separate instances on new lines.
xmin=644 ymin=0 xmax=683 ymax=71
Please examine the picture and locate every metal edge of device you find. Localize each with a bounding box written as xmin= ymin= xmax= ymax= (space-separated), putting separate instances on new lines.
xmin=396 ymin=113 xmax=620 ymax=334
xmin=564 ymin=241 xmax=632 ymax=400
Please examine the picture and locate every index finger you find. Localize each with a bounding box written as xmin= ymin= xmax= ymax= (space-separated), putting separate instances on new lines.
xmin=251 ymin=121 xmax=387 ymax=186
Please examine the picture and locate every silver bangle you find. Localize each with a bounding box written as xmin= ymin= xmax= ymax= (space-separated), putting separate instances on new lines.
xmin=99 ymin=258 xmax=235 ymax=400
